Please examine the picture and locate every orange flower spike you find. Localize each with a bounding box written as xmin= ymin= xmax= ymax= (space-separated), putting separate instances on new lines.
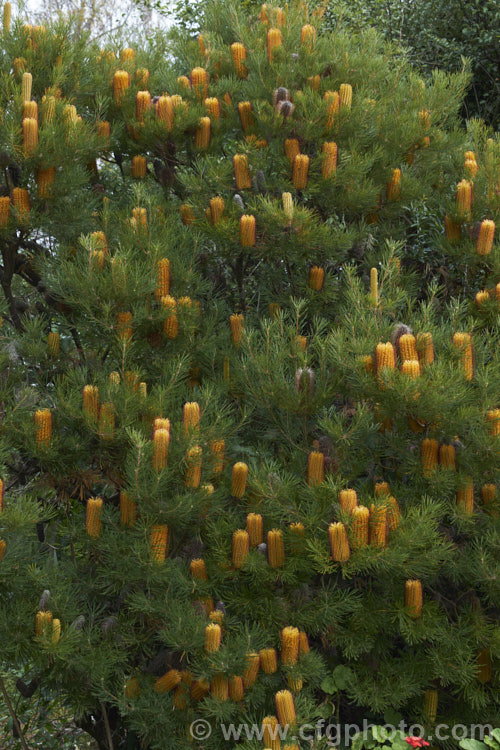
xmin=329 ymin=522 xmax=350 ymax=561
xmin=150 ymin=524 xmax=169 ymax=562
xmin=232 ymin=461 xmax=248 ymax=497
xmin=405 ymin=579 xmax=423 ymax=618
xmin=476 ymin=220 xmax=495 ymax=256
xmin=267 ymin=28 xmax=283 ymax=62
xmin=232 ymin=529 xmax=250 ymax=568
xmin=231 ymin=42 xmax=247 ymax=78
xmin=281 ymin=626 xmax=299 ymax=665
xmin=321 ymin=142 xmax=337 ymax=178
xmin=307 ymin=451 xmax=324 ymax=486
xmin=185 ymin=446 xmax=202 ymax=488
xmin=35 ymin=409 xmax=52 ymax=446
xmin=86 ymin=497 xmax=103 ymax=538
xmin=292 ymin=154 xmax=309 ymax=190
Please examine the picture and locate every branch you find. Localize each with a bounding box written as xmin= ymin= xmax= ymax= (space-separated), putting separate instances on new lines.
xmin=0 ymin=672 xmax=30 ymax=750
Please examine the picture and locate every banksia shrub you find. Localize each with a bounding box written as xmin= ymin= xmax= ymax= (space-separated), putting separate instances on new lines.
xmin=456 ymin=179 xmax=472 ymax=220
xmin=86 ymin=497 xmax=103 ymax=538
xmin=453 ymin=332 xmax=474 ymax=380
xmin=339 ymin=83 xmax=352 ymax=109
xmin=281 ymin=625 xmax=299 ymax=665
xmin=243 ymin=652 xmax=260 ymax=687
xmin=351 ymin=505 xmax=369 ymax=549
xmin=231 ymin=42 xmax=247 ymax=78
xmin=113 ymin=70 xmax=130 ymax=102
xmin=205 ymin=622 xmax=221 ymax=652
xmin=153 ymin=428 xmax=170 ymax=471
xmin=190 ymin=558 xmax=208 ymax=580
xmin=457 ymin=478 xmax=474 ymax=514
xmin=35 ymin=408 xmax=52 ymax=446
xmin=339 ymin=489 xmax=358 ymax=514
xmin=421 ymin=438 xmax=439 ymax=475
xmin=405 ymin=579 xmax=423 ymax=618
xmin=267 ymin=28 xmax=282 ymax=61
xmin=329 ymin=522 xmax=350 ymax=561
xmin=387 ymin=168 xmax=401 ymax=200
xmin=195 ymin=116 xmax=210 ymax=149
xmin=232 ymin=529 xmax=249 ymax=568
xmin=230 ymin=313 xmax=245 ymax=345
xmin=131 ymin=155 xmax=147 ymax=178
xmin=233 ymin=154 xmax=251 ymax=190
xmin=476 ymin=220 xmax=495 ymax=256
xmin=308 ymin=265 xmax=324 ymax=290
xmin=120 ymin=491 xmax=136 ymax=527
xmin=240 ymin=214 xmax=256 ymax=247
xmin=424 ymin=689 xmax=438 ymax=723
xmin=150 ymin=524 xmax=169 ymax=562
xmin=321 ymin=141 xmax=337 ymax=178
xmin=99 ymin=403 xmax=115 ymax=440
xmin=307 ymin=450 xmax=324 ymax=486
xmin=267 ymin=529 xmax=285 ymax=567
xmin=231 ymin=461 xmax=248 ymax=497
xmin=185 ymin=446 xmax=202 ymax=487
xmin=260 ymin=647 xmax=278 ymax=673
xmin=292 ymin=154 xmax=309 ymax=190
xmin=369 ymin=504 xmax=387 ymax=547
xmin=246 ymin=512 xmax=263 ymax=545
xmin=209 ymin=439 xmax=225 ymax=473
xmin=275 ymin=689 xmax=296 ymax=726
xmin=155 ymin=670 xmax=181 ymax=693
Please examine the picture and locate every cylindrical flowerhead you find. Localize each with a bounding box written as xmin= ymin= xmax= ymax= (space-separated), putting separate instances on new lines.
xmin=243 ymin=652 xmax=260 ymax=687
xmin=329 ymin=522 xmax=350 ymax=561
xmin=456 ymin=179 xmax=472 ymax=219
xmin=185 ymin=445 xmax=202 ymax=488
xmin=131 ymin=155 xmax=147 ymax=178
xmin=416 ymin=332 xmax=434 ymax=365
xmin=369 ymin=504 xmax=387 ymax=547
xmin=321 ymin=141 xmax=338 ymax=178
xmin=47 ymin=331 xmax=59 ymax=357
xmin=120 ymin=490 xmax=136 ymax=527
xmin=153 ymin=428 xmax=170 ymax=472
xmin=179 ymin=203 xmax=194 ymax=226
xmin=262 ymin=716 xmax=281 ymax=750
xmin=190 ymin=558 xmax=208 ymax=580
xmin=282 ymin=191 xmax=293 ymax=220
xmin=421 ymin=438 xmax=439 ymax=476
xmin=238 ymin=101 xmax=254 ymax=133
xmin=464 ymin=158 xmax=478 ymax=177
xmin=307 ymin=74 xmax=320 ymax=90
xmin=401 ymin=359 xmax=420 ymax=380
xmin=0 ymin=196 xmax=10 ymax=226
xmin=281 ymin=625 xmax=299 ymax=665
xmin=86 ymin=497 xmax=103 ymax=538
xmin=375 ymin=342 xmax=396 ymax=373
xmin=375 ymin=481 xmax=390 ymax=497
xmin=424 ymin=689 xmax=438 ymax=723
xmin=117 ymin=311 xmax=132 ymax=343
xmin=231 ymin=42 xmax=247 ymax=78
xmin=292 ymin=154 xmax=309 ymax=190
xmin=35 ymin=610 xmax=53 ymax=636
xmin=36 ymin=167 xmax=55 ymax=199
xmin=398 ymin=333 xmax=418 ymax=362
xmin=308 ymin=265 xmax=324 ymax=291
xmin=386 ymin=496 xmax=400 ymax=531
xmin=183 ymin=401 xmax=201 ymax=435
xmin=298 ymin=630 xmax=309 ymax=655
xmin=475 ymin=290 xmax=489 ymax=307
xmin=3 ymin=2 xmax=11 ymax=32
xmin=405 ymin=579 xmax=423 ymax=618
xmin=452 ymin=332 xmax=474 ymax=380
xmin=233 ymin=154 xmax=251 ymax=190
xmin=161 ymin=295 xmax=178 ymax=339
xmin=98 ymin=402 xmax=115 ymax=440
xmin=135 ymin=67 xmax=149 ymax=87
xmin=481 ymin=484 xmax=496 ymax=514
xmin=487 ymin=409 xmax=500 ymax=437
xmin=210 ymin=439 xmax=225 ymax=474
xmin=275 ymin=690 xmax=296 ymax=726
xmin=191 ymin=679 xmax=210 ymax=700
xmin=136 ymin=90 xmax=151 ymax=120
xmin=209 ymin=196 xmax=224 ymax=224
xmin=307 ymin=451 xmax=324 ymax=486
xmin=325 ymin=90 xmax=340 ymax=128
xmin=195 ymin=116 xmax=210 ymax=149
xmin=232 ymin=529 xmax=249 ymax=569
xmin=230 ymin=313 xmax=245 ymax=345
xmin=439 ymin=443 xmax=456 ymax=470
xmin=267 ymin=28 xmax=283 ymax=61
xmin=211 ymin=675 xmax=229 ymax=701
xmin=21 ymin=72 xmax=32 ymax=102
xmin=369 ymin=267 xmax=378 ymax=305
xmin=35 ymin=408 xmax=52 ymax=446
xmin=340 ymin=489 xmax=358 ymax=515
xmin=125 ymin=677 xmax=141 ymax=699
xmin=476 ymin=649 xmax=492 ymax=684
xmin=232 ymin=461 xmax=248 ymax=497
xmin=444 ymin=214 xmax=461 ymax=244
xmin=154 ymin=669 xmax=181 ymax=693
xmin=191 ymin=67 xmax=208 ymax=98
xmin=51 ymin=618 xmax=61 ymax=644
xmin=229 ymin=675 xmax=244 ymax=701
xmin=23 ymin=117 xmax=38 ymax=155
xmin=296 ymin=335 xmax=307 ymax=352
xmin=0 ymin=478 xmax=4 ymax=512
xmin=23 ymin=100 xmax=38 ymax=120
xmin=12 ymin=187 xmax=30 ymax=219
xmin=150 ymin=524 xmax=169 ymax=562
xmin=387 ymin=168 xmax=401 ymax=201
xmin=113 ymin=70 xmax=130 ymax=103
xmin=267 ymin=529 xmax=285 ymax=567
xmin=351 ymin=505 xmax=369 ymax=549
xmin=284 ymin=138 xmax=300 ymax=163
xmin=260 ymin=647 xmax=278 ymax=673
xmin=155 ymin=258 xmax=170 ymax=300
xmin=476 ymin=219 xmax=495 ymax=256
xmin=120 ymin=47 xmax=134 ymax=61
xmin=156 ymin=96 xmax=174 ymax=130
xmin=205 ymin=622 xmax=222 ymax=652
xmin=0 ymin=539 xmax=6 ymax=560
xmin=301 ymin=23 xmax=316 ymax=49
xmin=339 ymin=83 xmax=352 ymax=109
xmin=246 ymin=512 xmax=263 ymax=546
xmin=240 ymin=214 xmax=256 ymax=247
xmin=456 ymin=477 xmax=474 ymax=515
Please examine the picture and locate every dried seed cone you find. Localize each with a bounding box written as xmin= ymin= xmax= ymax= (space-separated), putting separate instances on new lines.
xmin=131 ymin=155 xmax=147 ymax=178
xmin=240 ymin=214 xmax=256 ymax=247
xmin=456 ymin=478 xmax=474 ymax=515
xmin=267 ymin=28 xmax=283 ymax=61
xmin=150 ymin=524 xmax=168 ymax=562
xmin=321 ymin=141 xmax=338 ymax=178
xmin=86 ymin=497 xmax=103 ymax=538
xmin=209 ymin=196 xmax=224 ymax=224
xmin=476 ymin=220 xmax=495 ymax=256
xmin=155 ymin=258 xmax=170 ymax=300
xmin=233 ymin=154 xmax=252 ymax=190
xmin=195 ymin=116 xmax=210 ymax=149
xmin=156 ymin=96 xmax=173 ymax=130
xmin=183 ymin=401 xmax=201 ymax=433
xmin=190 ymin=558 xmax=208 ymax=580
xmin=405 ymin=579 xmax=423 ymax=618
xmin=210 ymin=439 xmax=225 ymax=473
xmin=445 ymin=215 xmax=461 ymax=244
xmin=424 ymin=689 xmax=438 ymax=723
xmin=281 ymin=626 xmax=299 ymax=665
xmin=275 ymin=690 xmax=296 ymax=726
xmin=23 ymin=117 xmax=38 ymax=155
xmin=308 ymin=265 xmax=324 ymax=290
xmin=0 ymin=196 xmax=10 ymax=226
xmin=339 ymin=83 xmax=352 ymax=109
xmin=307 ymin=451 xmax=324 ymax=486
xmin=113 ymin=70 xmax=130 ymax=103
xmin=231 ymin=42 xmax=247 ymax=78
xmin=292 ymin=154 xmax=309 ymax=190
xmin=191 ymin=67 xmax=208 ymax=98
xmin=229 ymin=675 xmax=244 ymax=701
xmin=153 ymin=428 xmax=170 ymax=471
xmin=439 ymin=444 xmax=456 ymax=469
xmin=421 ymin=438 xmax=439 ymax=476
xmin=351 ymin=505 xmax=369 ymax=549
xmin=35 ymin=409 xmax=52 ymax=446
xmin=232 ymin=461 xmax=248 ymax=497
xmin=99 ymin=403 xmax=115 ymax=440
xmin=476 ymin=649 xmax=492 ymax=683
xmin=453 ymin=332 xmax=474 ymax=380
xmin=387 ymin=168 xmax=401 ymax=200
xmin=329 ymin=522 xmax=350 ymax=561
xmin=21 ymin=72 xmax=32 ymax=102
xmin=120 ymin=490 xmax=136 ymax=527
xmin=416 ymin=332 xmax=434 ymax=365
xmin=161 ymin=296 xmax=178 ymax=338
xmin=267 ymin=529 xmax=285 ymax=567
xmin=260 ymin=648 xmax=278 ymax=673
xmin=185 ymin=446 xmax=202 ymax=488
xmin=243 ymin=652 xmax=260 ymax=687
xmin=205 ymin=622 xmax=222 ymax=652
xmin=238 ymin=101 xmax=253 ymax=132
xmin=262 ymin=716 xmax=281 ymax=750
xmin=230 ymin=313 xmax=245 ymax=345
xmin=340 ymin=489 xmax=358 ymax=514
xmin=47 ymin=331 xmax=60 ymax=357
xmin=246 ymin=513 xmax=263 ymax=546
xmin=232 ymin=529 xmax=250 ymax=568
xmin=456 ymin=179 xmax=472 ymax=219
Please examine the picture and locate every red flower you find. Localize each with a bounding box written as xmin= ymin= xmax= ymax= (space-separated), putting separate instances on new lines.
xmin=405 ymin=738 xmax=430 ymax=748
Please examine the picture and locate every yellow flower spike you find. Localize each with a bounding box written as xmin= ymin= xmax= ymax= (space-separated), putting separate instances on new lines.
xmin=267 ymin=28 xmax=283 ymax=62
xmin=161 ymin=295 xmax=178 ymax=339
xmin=35 ymin=409 xmax=52 ymax=446
xmin=150 ymin=524 xmax=169 ymax=562
xmin=329 ymin=522 xmax=350 ymax=561
xmin=325 ymin=90 xmax=340 ymax=129
xmin=439 ymin=444 xmax=456 ymax=470
xmin=191 ymin=67 xmax=208 ymax=98
xmin=243 ymin=652 xmax=260 ymax=687
xmin=424 ymin=689 xmax=438 ymax=723
xmin=86 ymin=497 xmax=103 ymax=538
xmin=12 ymin=187 xmax=30 ymax=220
xmin=275 ymin=689 xmax=296 ymax=726
xmin=231 ymin=461 xmax=248 ymax=497
xmin=464 ymin=158 xmax=478 ymax=178
xmin=229 ymin=675 xmax=244 ymax=701
xmin=292 ymin=153 xmax=309 ymax=190
xmin=476 ymin=219 xmax=495 ymax=256
xmin=185 ymin=445 xmax=202 ymax=488
xmin=37 ymin=167 xmax=55 ymax=199
xmin=369 ymin=504 xmax=387 ymax=547
xmin=120 ymin=490 xmax=136 ymax=527
xmin=386 ymin=496 xmax=400 ymax=531
xmin=405 ymin=579 xmax=423 ymax=618
xmin=232 ymin=529 xmax=249 ymax=568
xmin=240 ymin=214 xmax=256 ymax=247
xmin=350 ymin=505 xmax=370 ymax=549
xmin=183 ymin=401 xmax=201 ymax=434
xmin=3 ymin=2 xmax=11 ymax=32
xmin=197 ymin=33 xmax=206 ymax=55
xmin=231 ymin=42 xmax=247 ymax=78
xmin=401 ymin=359 xmax=420 ymax=379
xmin=487 ymin=409 xmax=500 ymax=437
xmin=284 ymin=138 xmax=300 ymax=163
xmin=190 ymin=558 xmax=208 ymax=580
xmin=113 ymin=70 xmax=130 ymax=103
xmin=399 ymin=333 xmax=418 ymax=362
xmin=475 ymin=290 xmax=489 ymax=307
xmin=155 ymin=258 xmax=170 ymax=300
xmin=35 ymin=610 xmax=53 ymax=636
xmin=421 ymin=438 xmax=439 ymax=476
xmin=205 ymin=622 xmax=222 ymax=652
xmin=131 ymin=155 xmax=147 ymax=178
xmin=263 ymin=716 xmax=281 ymax=750
xmin=481 ymin=484 xmax=497 ymax=514
xmin=456 ymin=179 xmax=472 ymax=220
xmin=209 ymin=609 xmax=224 ymax=624
xmin=230 ymin=313 xmax=245 ymax=345
xmin=135 ymin=67 xmax=149 ymax=87
xmin=47 ymin=331 xmax=59 ymax=357
xmin=416 ymin=332 xmax=434 ymax=365
xmin=233 ymin=154 xmax=252 ymax=190
xmin=0 ymin=196 xmax=10 ymax=226
xmin=155 ymin=96 xmax=174 ymax=130
xmin=179 ymin=204 xmax=194 ymax=226
xmin=210 ymin=439 xmax=225 ymax=473
xmin=238 ymin=101 xmax=253 ymax=132
xmin=177 ymin=75 xmax=191 ymax=91
xmin=339 ymin=83 xmax=352 ymax=109
xmin=375 ymin=342 xmax=396 ymax=373
xmin=370 ymin=267 xmax=378 ymax=305
xmin=120 ymin=47 xmax=134 ymax=61
xmin=453 ymin=332 xmax=474 ymax=380
xmin=387 ymin=168 xmax=401 ymax=201
xmin=52 ymin=618 xmax=61 ymax=645
xmin=125 ymin=677 xmax=141 ymax=699
xmin=190 ymin=679 xmax=209 ymax=700
xmin=301 ymin=23 xmax=316 ymax=49
xmin=308 ymin=265 xmax=324 ymax=290
xmin=195 ymin=116 xmax=210 ymax=149
xmin=153 ymin=428 xmax=170 ymax=471
xmin=299 ymin=630 xmax=309 ymax=654
xmin=155 ymin=670 xmax=181 ymax=693
xmin=82 ymin=385 xmax=99 ymax=420
xmin=21 ymin=71 xmax=32 ymax=102
xmin=98 ymin=402 xmax=115 ymax=440
xmin=281 ymin=625 xmax=299 ymax=665
xmin=135 ymin=90 xmax=151 ymax=120
xmin=22 ymin=117 xmax=38 ymax=155
xmin=339 ymin=489 xmax=358 ymax=514
xmin=209 ymin=196 xmax=224 ymax=224
xmin=307 ymin=451 xmax=324 ymax=486
xmin=260 ymin=647 xmax=278 ymax=673
xmin=117 ymin=311 xmax=132 ymax=343
xmin=205 ymin=97 xmax=220 ymax=119
xmin=267 ymin=529 xmax=285 ymax=567
xmin=211 ymin=676 xmax=229 ymax=701
xmin=282 ymin=192 xmax=294 ymax=222
xmin=22 ymin=100 xmax=38 ymax=120
xmin=456 ymin=478 xmax=474 ymax=515
xmin=246 ymin=512 xmax=263 ymax=546
xmin=322 ymin=142 xmax=338 ymax=178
